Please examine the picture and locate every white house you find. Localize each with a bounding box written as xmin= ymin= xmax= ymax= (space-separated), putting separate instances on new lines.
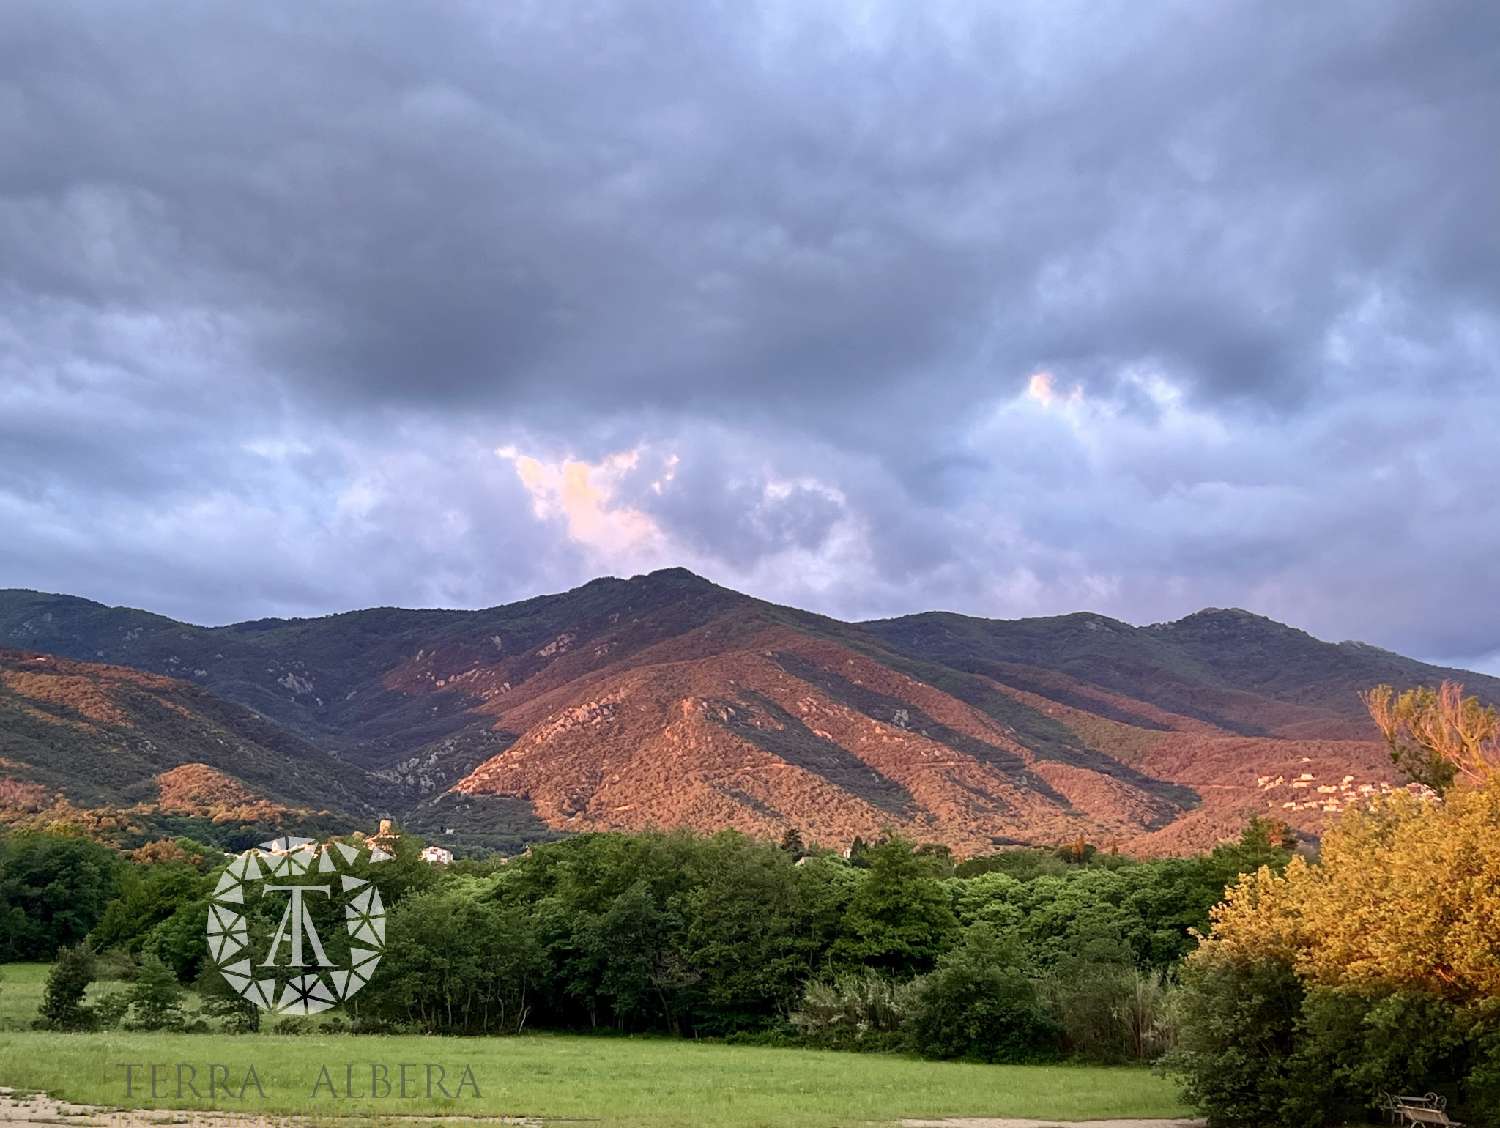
xmin=419 ymin=845 xmax=454 ymax=866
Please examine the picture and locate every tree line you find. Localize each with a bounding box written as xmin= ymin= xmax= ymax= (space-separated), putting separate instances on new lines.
xmin=0 ymin=816 xmax=1293 ymax=1063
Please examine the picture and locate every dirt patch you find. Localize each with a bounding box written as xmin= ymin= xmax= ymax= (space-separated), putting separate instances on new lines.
xmin=902 ymin=1120 xmax=1205 ymax=1128
xmin=2 ymin=1088 xmax=1201 ymax=1128
xmin=0 ymin=1089 xmax=540 ymax=1128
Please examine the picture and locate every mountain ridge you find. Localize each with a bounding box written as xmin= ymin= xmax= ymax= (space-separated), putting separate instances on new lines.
xmin=1 ymin=570 xmax=1493 ymax=856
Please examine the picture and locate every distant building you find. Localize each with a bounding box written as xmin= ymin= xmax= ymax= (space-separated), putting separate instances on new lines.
xmin=366 ymin=818 xmax=401 ymax=855
xmin=419 ymin=845 xmax=454 ymax=866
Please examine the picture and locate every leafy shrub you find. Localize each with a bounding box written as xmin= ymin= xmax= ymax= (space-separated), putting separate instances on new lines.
xmin=906 ymin=925 xmax=1059 ymax=1063
xmin=1167 ymin=957 xmax=1492 ymax=1128
xmin=37 ymin=942 xmax=97 ymax=1030
xmin=93 ymin=947 xmax=139 ymax=982
xmin=194 ymin=964 xmax=260 ymax=1033
xmin=1164 ymin=953 xmax=1304 ymax=1127
xmin=791 ymin=972 xmax=913 ymax=1051
xmin=717 ymin=1023 xmax=801 ymax=1048
xmin=92 ymin=989 xmax=131 ymax=1029
xmin=1465 ymin=1017 xmax=1500 ymax=1125
xmin=1279 ymin=988 xmax=1478 ymax=1127
xmin=1046 ymin=959 xmax=1174 ymax=1063
xmin=128 ymin=953 xmax=184 ymax=1031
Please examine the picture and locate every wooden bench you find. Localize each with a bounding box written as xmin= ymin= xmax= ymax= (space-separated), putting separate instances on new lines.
xmin=1381 ymin=1093 xmax=1462 ymax=1128
xmin=1399 ymin=1106 xmax=1462 ymax=1127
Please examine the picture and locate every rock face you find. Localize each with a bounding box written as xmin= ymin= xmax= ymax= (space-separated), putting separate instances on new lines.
xmin=2 ymin=570 xmax=1496 ymax=855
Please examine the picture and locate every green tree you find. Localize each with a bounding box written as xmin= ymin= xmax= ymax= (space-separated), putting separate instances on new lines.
xmin=0 ymin=832 xmax=122 ymax=959
xmin=90 ymin=859 xmax=209 ymax=954
xmin=128 ymin=953 xmax=185 ymax=1030
xmin=363 ymin=878 xmax=545 ymax=1033
xmin=907 ymin=924 xmax=1059 ymax=1062
xmin=832 ymin=837 xmax=958 ymax=976
xmin=142 ymin=895 xmax=212 ymax=983
xmin=38 ymin=942 xmax=96 ymax=1030
xmin=673 ymin=832 xmax=815 ymax=1032
xmin=499 ymin=832 xmax=700 ymax=1031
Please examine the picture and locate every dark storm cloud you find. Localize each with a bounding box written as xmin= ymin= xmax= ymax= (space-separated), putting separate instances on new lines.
xmin=1 ymin=1 xmax=1498 ymax=668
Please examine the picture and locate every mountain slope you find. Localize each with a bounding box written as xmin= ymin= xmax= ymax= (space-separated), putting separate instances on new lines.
xmin=861 ymin=607 xmax=1500 ymax=739
xmin=0 ymin=649 xmax=373 ymax=845
xmin=2 ymin=572 xmax=1492 ymax=855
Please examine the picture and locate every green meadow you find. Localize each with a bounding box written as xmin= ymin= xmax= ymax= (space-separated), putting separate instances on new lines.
xmin=0 ymin=961 xmax=48 ymax=1028
xmin=0 ymin=1030 xmax=1188 ymax=1128
xmin=0 ymin=962 xmax=1188 ymax=1128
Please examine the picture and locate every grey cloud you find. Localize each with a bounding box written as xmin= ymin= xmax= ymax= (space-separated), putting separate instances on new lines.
xmin=1 ymin=1 xmax=1498 ymax=666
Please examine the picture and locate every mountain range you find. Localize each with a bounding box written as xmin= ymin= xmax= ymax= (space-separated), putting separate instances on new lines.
xmin=3 ymin=568 xmax=1494 ymax=856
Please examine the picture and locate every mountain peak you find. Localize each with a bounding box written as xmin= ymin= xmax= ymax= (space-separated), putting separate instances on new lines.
xmin=1153 ymin=607 xmax=1303 ymax=634
xmin=635 ymin=566 xmax=716 ymax=586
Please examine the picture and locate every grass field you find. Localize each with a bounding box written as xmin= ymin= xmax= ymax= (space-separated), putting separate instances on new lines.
xmin=0 ymin=961 xmax=49 ymax=1028
xmin=0 ymin=961 xmax=173 ymax=1032
xmin=0 ymin=965 xmax=1192 ymax=1128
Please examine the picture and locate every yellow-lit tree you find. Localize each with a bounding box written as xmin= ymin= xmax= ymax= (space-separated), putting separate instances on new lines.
xmin=1171 ymin=683 xmax=1500 ymax=1126
xmin=1361 ymin=681 xmax=1499 ymax=793
xmin=1202 ymin=781 xmax=1500 ymax=1002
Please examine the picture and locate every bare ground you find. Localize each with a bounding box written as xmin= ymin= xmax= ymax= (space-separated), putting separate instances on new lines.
xmin=2 ymin=1088 xmax=1204 ymax=1128
xmin=901 ymin=1121 xmax=1205 ymax=1128
xmin=0 ymin=1090 xmax=540 ymax=1128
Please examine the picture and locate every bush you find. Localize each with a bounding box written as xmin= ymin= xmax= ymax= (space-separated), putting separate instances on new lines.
xmin=1165 ymin=956 xmax=1490 ymax=1128
xmin=92 ymin=989 xmax=131 ymax=1029
xmin=1466 ymin=1018 xmax=1500 ymax=1125
xmin=906 ymin=925 xmax=1059 ymax=1063
xmin=38 ymin=943 xmax=97 ymax=1030
xmin=791 ymin=972 xmax=913 ymax=1051
xmin=1046 ymin=959 xmax=1174 ymax=1063
xmin=93 ymin=947 xmax=139 ymax=982
xmin=194 ymin=964 xmax=260 ymax=1033
xmin=1164 ymin=953 xmax=1304 ymax=1127
xmin=127 ymin=953 xmax=184 ymax=1031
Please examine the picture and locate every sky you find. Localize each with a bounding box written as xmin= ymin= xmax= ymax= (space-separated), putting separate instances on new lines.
xmin=2 ymin=2 xmax=1498 ymax=671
